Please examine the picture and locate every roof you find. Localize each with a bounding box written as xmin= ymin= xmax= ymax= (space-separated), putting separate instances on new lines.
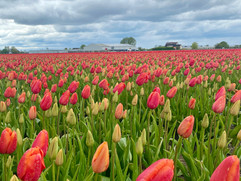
xmin=88 ymin=43 xmax=134 ymax=47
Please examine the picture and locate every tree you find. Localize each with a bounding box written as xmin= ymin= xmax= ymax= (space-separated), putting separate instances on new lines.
xmin=191 ymin=42 xmax=198 ymax=49
xmin=215 ymin=41 xmax=229 ymax=49
xmin=80 ymin=44 xmax=86 ymax=49
xmin=10 ymin=46 xmax=20 ymax=54
xmin=1 ymin=46 xmax=10 ymax=54
xmin=120 ymin=37 xmax=136 ymax=46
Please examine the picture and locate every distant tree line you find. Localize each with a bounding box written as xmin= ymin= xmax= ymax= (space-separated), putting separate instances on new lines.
xmin=0 ymin=46 xmax=24 ymax=54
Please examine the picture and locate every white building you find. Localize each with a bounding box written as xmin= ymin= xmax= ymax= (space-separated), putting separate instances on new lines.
xmin=28 ymin=49 xmax=68 ymax=54
xmin=83 ymin=43 xmax=137 ymax=52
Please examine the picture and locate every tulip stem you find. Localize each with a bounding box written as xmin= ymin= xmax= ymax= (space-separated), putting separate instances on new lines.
xmin=104 ymin=110 xmax=107 ymax=135
xmin=3 ymin=154 xmax=7 ymax=181
xmin=94 ymin=173 xmax=98 ymax=181
xmin=208 ymin=113 xmax=215 ymax=171
xmin=86 ymin=147 xmax=91 ymax=176
xmin=174 ymin=136 xmax=183 ymax=181
xmin=164 ymin=119 xmax=169 ymax=154
xmin=227 ymin=116 xmax=234 ymax=138
xmin=200 ymin=128 xmax=205 ymax=160
xmin=111 ymin=142 xmax=116 ymax=181
xmin=52 ymin=163 xmax=56 ymax=181
xmin=138 ymin=154 xmax=142 ymax=174
xmin=43 ymin=112 xmax=45 ymax=129
xmin=212 ymin=113 xmax=217 ymax=154
xmin=57 ymin=111 xmax=60 ymax=135
xmin=147 ymin=110 xmax=151 ymax=162
xmin=56 ymin=166 xmax=60 ymax=181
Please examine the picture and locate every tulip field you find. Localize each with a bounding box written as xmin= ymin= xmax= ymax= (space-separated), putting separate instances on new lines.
xmin=0 ymin=49 xmax=241 ymax=181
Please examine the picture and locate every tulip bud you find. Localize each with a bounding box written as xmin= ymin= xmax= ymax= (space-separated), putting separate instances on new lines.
xmin=237 ymin=129 xmax=241 ymax=141
xmin=203 ymin=80 xmax=208 ymax=88
xmin=0 ymin=101 xmax=7 ymax=112
xmin=52 ymin=103 xmax=59 ymax=117
xmin=102 ymin=98 xmax=109 ymax=110
xmin=10 ymin=175 xmax=19 ymax=181
xmin=130 ymin=91 xmax=133 ymax=96
xmin=45 ymin=109 xmax=52 ymax=118
xmin=66 ymin=108 xmax=76 ymax=125
xmin=212 ymin=95 xmax=226 ymax=113
xmin=160 ymin=109 xmax=166 ymax=119
xmin=5 ymin=111 xmax=11 ymax=123
xmin=86 ymin=130 xmax=94 ymax=147
xmin=163 ymin=99 xmax=170 ymax=113
xmin=188 ymin=97 xmax=196 ymax=109
xmin=99 ymin=101 xmax=105 ymax=112
xmin=86 ymin=106 xmax=90 ymax=115
xmin=115 ymin=103 xmax=123 ymax=119
xmin=61 ymin=106 xmax=68 ymax=113
xmin=112 ymin=124 xmax=121 ymax=143
xmin=132 ymin=94 xmax=138 ymax=106
xmin=18 ymin=113 xmax=24 ymax=124
xmin=27 ymin=91 xmax=31 ymax=98
xmin=136 ymin=137 xmax=143 ymax=156
xmin=208 ymin=88 xmax=212 ymax=95
xmin=201 ymin=113 xmax=209 ymax=128
xmin=6 ymin=155 xmax=12 ymax=168
xmin=92 ymin=103 xmax=99 ymax=115
xmin=48 ymin=137 xmax=58 ymax=160
xmin=122 ymin=110 xmax=127 ymax=119
xmin=166 ymin=109 xmax=172 ymax=121
xmin=54 ymin=96 xmax=58 ymax=103
xmin=112 ymin=92 xmax=118 ymax=103
xmin=16 ymin=128 xmax=23 ymax=146
xmin=140 ymin=87 xmax=144 ymax=96
xmin=55 ymin=149 xmax=64 ymax=166
xmin=218 ymin=131 xmax=226 ymax=149
xmin=230 ymin=100 xmax=240 ymax=116
xmin=177 ymin=115 xmax=195 ymax=138
xmin=126 ymin=82 xmax=131 ymax=91
xmin=141 ymin=129 xmax=146 ymax=146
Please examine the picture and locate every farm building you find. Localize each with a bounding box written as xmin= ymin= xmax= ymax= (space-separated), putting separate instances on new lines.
xmin=83 ymin=43 xmax=137 ymax=52
xmin=28 ymin=49 xmax=68 ymax=54
xmin=165 ymin=42 xmax=182 ymax=49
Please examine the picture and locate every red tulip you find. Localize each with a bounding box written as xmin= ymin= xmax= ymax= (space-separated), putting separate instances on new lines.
xmin=5 ymin=98 xmax=11 ymax=107
xmin=11 ymin=87 xmax=17 ymax=97
xmin=92 ymin=141 xmax=109 ymax=173
xmin=0 ymin=127 xmax=17 ymax=154
xmin=18 ymin=92 xmax=26 ymax=104
xmin=70 ymin=92 xmax=78 ymax=105
xmin=136 ymin=158 xmax=174 ymax=181
xmin=153 ymin=87 xmax=161 ymax=94
xmin=210 ymin=155 xmax=240 ymax=181
xmin=17 ymin=147 xmax=45 ymax=181
xmin=215 ymin=86 xmax=226 ymax=101
xmin=189 ymin=77 xmax=196 ymax=87
xmin=212 ymin=95 xmax=226 ymax=113
xmin=188 ymin=98 xmax=196 ymax=109
xmin=4 ymin=87 xmax=13 ymax=98
xmin=31 ymin=94 xmax=38 ymax=102
xmin=58 ymin=79 xmax=64 ymax=87
xmin=32 ymin=130 xmax=49 ymax=156
xmin=51 ymin=84 xmax=57 ymax=93
xmin=163 ymin=77 xmax=169 ymax=85
xmin=68 ymin=81 xmax=79 ymax=93
xmin=92 ymin=76 xmax=99 ymax=85
xmin=29 ymin=106 xmax=37 ymax=120
xmin=30 ymin=79 xmax=42 ymax=94
xmin=115 ymin=103 xmax=123 ymax=119
xmin=166 ymin=86 xmax=177 ymax=99
xmin=113 ymin=82 xmax=126 ymax=95
xmin=230 ymin=90 xmax=241 ymax=103
xmin=177 ymin=115 xmax=195 ymax=138
xmin=99 ymin=79 xmax=109 ymax=90
xmin=147 ymin=92 xmax=159 ymax=109
xmin=59 ymin=90 xmax=70 ymax=105
xmin=81 ymin=85 xmax=91 ymax=99
xmin=159 ymin=95 xmax=165 ymax=105
xmin=136 ymin=73 xmax=148 ymax=86
xmin=40 ymin=92 xmax=52 ymax=111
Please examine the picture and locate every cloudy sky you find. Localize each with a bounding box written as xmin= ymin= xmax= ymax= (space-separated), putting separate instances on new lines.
xmin=1 ymin=0 xmax=241 ymax=50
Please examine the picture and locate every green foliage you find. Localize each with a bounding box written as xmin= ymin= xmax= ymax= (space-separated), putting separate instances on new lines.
xmin=120 ymin=37 xmax=136 ymax=46
xmin=80 ymin=44 xmax=86 ymax=49
xmin=150 ymin=46 xmax=174 ymax=51
xmin=191 ymin=42 xmax=198 ymax=49
xmin=215 ymin=41 xmax=229 ymax=49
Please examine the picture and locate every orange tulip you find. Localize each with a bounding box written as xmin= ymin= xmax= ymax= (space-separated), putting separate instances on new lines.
xmin=210 ymin=155 xmax=239 ymax=181
xmin=0 ymin=127 xmax=17 ymax=154
xmin=115 ymin=103 xmax=123 ymax=119
xmin=17 ymin=147 xmax=45 ymax=181
xmin=230 ymin=90 xmax=241 ymax=103
xmin=188 ymin=98 xmax=196 ymax=109
xmin=92 ymin=141 xmax=109 ymax=173
xmin=32 ymin=130 xmax=49 ymax=156
xmin=212 ymin=95 xmax=226 ymax=113
xmin=136 ymin=158 xmax=174 ymax=181
xmin=177 ymin=115 xmax=195 ymax=138
xmin=18 ymin=92 xmax=26 ymax=104
xmin=29 ymin=106 xmax=37 ymax=120
xmin=159 ymin=95 xmax=165 ymax=106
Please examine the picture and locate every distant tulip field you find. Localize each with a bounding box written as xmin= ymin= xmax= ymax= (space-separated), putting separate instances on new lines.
xmin=0 ymin=49 xmax=241 ymax=181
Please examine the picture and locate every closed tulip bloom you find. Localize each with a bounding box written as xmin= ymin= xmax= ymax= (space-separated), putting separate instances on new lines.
xmin=40 ymin=92 xmax=52 ymax=111
xmin=0 ymin=101 xmax=7 ymax=112
xmin=152 ymin=87 xmax=161 ymax=94
xmin=99 ymin=79 xmax=109 ymax=90
xmin=210 ymin=155 xmax=240 ymax=181
xmin=159 ymin=95 xmax=165 ymax=105
xmin=0 ymin=127 xmax=17 ymax=154
xmin=32 ymin=130 xmax=49 ymax=156
xmin=29 ymin=106 xmax=37 ymax=120
xmin=18 ymin=92 xmax=26 ymax=103
xmin=92 ymin=75 xmax=99 ymax=85
xmin=4 ymin=87 xmax=13 ymax=98
xmin=113 ymin=82 xmax=126 ymax=95
xmin=215 ymin=86 xmax=226 ymax=101
xmin=70 ymin=92 xmax=78 ymax=105
xmin=177 ymin=115 xmax=195 ymax=138
xmin=5 ymin=98 xmax=11 ymax=107
xmin=166 ymin=86 xmax=177 ymax=99
xmin=68 ymin=81 xmax=79 ymax=93
xmin=216 ymin=75 xmax=222 ymax=82
xmin=230 ymin=90 xmax=241 ymax=103
xmin=81 ymin=85 xmax=91 ymax=99
xmin=58 ymin=79 xmax=64 ymax=87
xmin=136 ymin=159 xmax=174 ymax=181
xmin=30 ymin=80 xmax=42 ymax=94
xmin=228 ymin=83 xmax=236 ymax=92
xmin=115 ymin=103 xmax=123 ymax=119
xmin=147 ymin=92 xmax=159 ymax=109
xmin=11 ymin=87 xmax=17 ymax=97
xmin=51 ymin=84 xmax=57 ymax=93
xmin=59 ymin=90 xmax=70 ymax=105
xmin=163 ymin=77 xmax=169 ymax=85
xmin=189 ymin=77 xmax=196 ymax=87
xmin=188 ymin=97 xmax=196 ymax=109
xmin=136 ymin=73 xmax=148 ymax=86
xmin=17 ymin=147 xmax=45 ymax=181
xmin=92 ymin=141 xmax=109 ymax=173
xmin=212 ymin=95 xmax=226 ymax=113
